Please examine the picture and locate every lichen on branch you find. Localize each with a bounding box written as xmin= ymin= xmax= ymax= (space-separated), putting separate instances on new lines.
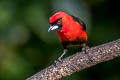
xmin=26 ymin=39 xmax=120 ymax=80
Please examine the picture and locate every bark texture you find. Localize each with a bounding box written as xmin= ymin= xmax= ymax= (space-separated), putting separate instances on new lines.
xmin=26 ymin=39 xmax=120 ymax=80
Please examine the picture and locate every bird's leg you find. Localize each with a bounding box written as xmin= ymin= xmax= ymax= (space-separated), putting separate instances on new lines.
xmin=54 ymin=49 xmax=67 ymax=64
xmin=58 ymin=49 xmax=67 ymax=61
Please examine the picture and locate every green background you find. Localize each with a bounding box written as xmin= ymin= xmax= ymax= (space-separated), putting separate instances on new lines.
xmin=0 ymin=0 xmax=120 ymax=80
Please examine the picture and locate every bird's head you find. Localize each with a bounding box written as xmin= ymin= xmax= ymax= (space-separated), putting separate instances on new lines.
xmin=48 ymin=11 xmax=70 ymax=32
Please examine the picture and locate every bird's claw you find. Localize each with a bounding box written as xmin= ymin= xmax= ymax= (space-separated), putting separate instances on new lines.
xmin=54 ymin=59 xmax=62 ymax=66
xmin=82 ymin=46 xmax=89 ymax=54
xmin=82 ymin=46 xmax=89 ymax=51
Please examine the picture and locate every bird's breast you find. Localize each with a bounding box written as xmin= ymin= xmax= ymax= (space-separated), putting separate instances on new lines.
xmin=57 ymin=29 xmax=87 ymax=44
xmin=57 ymin=21 xmax=87 ymax=46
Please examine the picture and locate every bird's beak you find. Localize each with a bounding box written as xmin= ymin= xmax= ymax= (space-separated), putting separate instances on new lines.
xmin=48 ymin=25 xmax=59 ymax=32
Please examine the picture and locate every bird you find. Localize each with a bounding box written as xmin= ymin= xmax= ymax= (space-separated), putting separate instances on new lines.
xmin=48 ymin=11 xmax=88 ymax=62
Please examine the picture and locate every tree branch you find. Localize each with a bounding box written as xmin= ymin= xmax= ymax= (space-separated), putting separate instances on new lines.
xmin=26 ymin=39 xmax=120 ymax=80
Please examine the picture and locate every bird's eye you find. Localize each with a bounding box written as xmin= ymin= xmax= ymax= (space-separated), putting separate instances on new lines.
xmin=57 ymin=18 xmax=62 ymax=27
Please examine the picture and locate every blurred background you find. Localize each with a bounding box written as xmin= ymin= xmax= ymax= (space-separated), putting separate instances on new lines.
xmin=0 ymin=0 xmax=120 ymax=80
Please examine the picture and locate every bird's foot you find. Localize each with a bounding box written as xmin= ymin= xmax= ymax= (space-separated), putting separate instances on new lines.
xmin=82 ymin=46 xmax=89 ymax=54
xmin=54 ymin=58 xmax=62 ymax=66
xmin=54 ymin=49 xmax=67 ymax=66
xmin=82 ymin=46 xmax=93 ymax=63
xmin=82 ymin=46 xmax=89 ymax=51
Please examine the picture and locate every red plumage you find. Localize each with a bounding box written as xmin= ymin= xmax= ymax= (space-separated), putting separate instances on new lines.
xmin=48 ymin=11 xmax=88 ymax=61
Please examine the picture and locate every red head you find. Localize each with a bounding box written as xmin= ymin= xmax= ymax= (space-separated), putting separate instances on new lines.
xmin=48 ymin=11 xmax=72 ymax=32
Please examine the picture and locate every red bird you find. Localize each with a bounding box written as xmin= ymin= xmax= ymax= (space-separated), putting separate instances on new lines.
xmin=48 ymin=11 xmax=88 ymax=62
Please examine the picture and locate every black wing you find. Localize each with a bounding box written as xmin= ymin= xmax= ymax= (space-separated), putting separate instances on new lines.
xmin=71 ymin=15 xmax=86 ymax=31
